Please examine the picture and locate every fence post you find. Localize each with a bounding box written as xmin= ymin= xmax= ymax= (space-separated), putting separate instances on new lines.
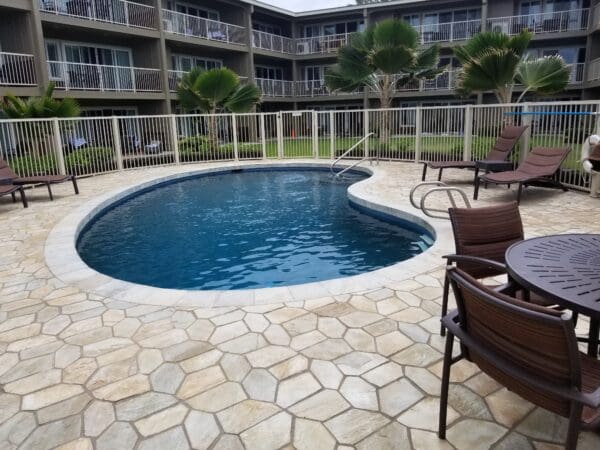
xmin=276 ymin=112 xmax=284 ymax=159
xmin=232 ymin=114 xmax=239 ymax=161
xmin=111 ymin=116 xmax=124 ymax=171
xmin=260 ymin=113 xmax=267 ymax=159
xmin=519 ymin=103 xmax=532 ymax=163
xmin=170 ymin=115 xmax=180 ymax=165
xmin=52 ymin=118 xmax=66 ymax=175
xmin=415 ymin=106 xmax=422 ymax=163
xmin=463 ymin=105 xmax=473 ymax=161
xmin=329 ymin=111 xmax=335 ymax=160
xmin=363 ymin=109 xmax=370 ymax=158
xmin=312 ymin=110 xmax=319 ymax=159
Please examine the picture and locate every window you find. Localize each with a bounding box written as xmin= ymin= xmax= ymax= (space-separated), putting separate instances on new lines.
xmin=304 ymin=66 xmax=327 ymax=82
xmin=168 ymin=1 xmax=220 ymax=21
xmin=171 ymin=54 xmax=223 ymax=72
xmin=255 ymin=65 xmax=283 ymax=80
xmin=402 ymin=15 xmax=420 ymax=26
xmin=253 ymin=22 xmax=282 ymax=35
xmin=303 ymin=20 xmax=365 ymax=37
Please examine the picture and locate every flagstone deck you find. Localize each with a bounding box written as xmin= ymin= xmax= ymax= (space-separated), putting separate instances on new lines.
xmin=0 ymin=160 xmax=599 ymax=450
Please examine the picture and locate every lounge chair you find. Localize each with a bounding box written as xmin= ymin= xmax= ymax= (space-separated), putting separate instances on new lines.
xmin=474 ymin=147 xmax=571 ymax=204
xmin=422 ymin=125 xmax=528 ymax=182
xmin=439 ymin=267 xmax=600 ymax=450
xmin=0 ymin=183 xmax=28 ymax=208
xmin=0 ymin=158 xmax=78 ymax=201
xmin=441 ymin=202 xmax=556 ymax=336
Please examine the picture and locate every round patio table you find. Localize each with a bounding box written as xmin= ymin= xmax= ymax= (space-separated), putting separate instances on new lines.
xmin=505 ymin=234 xmax=600 ymax=357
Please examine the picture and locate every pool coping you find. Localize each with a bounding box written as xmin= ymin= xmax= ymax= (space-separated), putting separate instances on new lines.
xmin=45 ymin=160 xmax=454 ymax=307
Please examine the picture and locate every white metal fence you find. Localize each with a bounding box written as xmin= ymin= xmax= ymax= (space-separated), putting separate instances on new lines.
xmin=486 ymin=8 xmax=589 ymax=36
xmin=416 ymin=19 xmax=482 ymax=44
xmin=162 ymin=9 xmax=246 ymax=45
xmin=0 ymin=52 xmax=37 ymax=86
xmin=48 ymin=61 xmax=162 ymax=92
xmin=1 ymin=101 xmax=598 ymax=192
xmin=39 ymin=0 xmax=156 ymax=29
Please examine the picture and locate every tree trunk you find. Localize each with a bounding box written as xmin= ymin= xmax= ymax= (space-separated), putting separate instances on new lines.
xmin=378 ymin=75 xmax=393 ymax=155
xmin=207 ymin=106 xmax=219 ymax=152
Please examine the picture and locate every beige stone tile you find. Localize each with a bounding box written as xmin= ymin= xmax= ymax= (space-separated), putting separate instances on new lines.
xmin=276 ymin=372 xmax=321 ymax=408
xmin=216 ymin=400 xmax=280 ymax=434
xmin=486 ymin=388 xmax=536 ymax=428
xmin=134 ymin=403 xmax=188 ymax=437
xmin=188 ymin=381 xmax=247 ymax=412
xmin=325 ymin=409 xmax=390 ymax=445
xmin=294 ymin=418 xmax=336 ymax=450
xmin=177 ymin=365 xmax=226 ymax=399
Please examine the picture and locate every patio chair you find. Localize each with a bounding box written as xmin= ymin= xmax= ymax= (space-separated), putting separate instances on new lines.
xmin=474 ymin=147 xmax=571 ymax=204
xmin=0 ymin=183 xmax=28 ymax=208
xmin=439 ymin=267 xmax=600 ymax=450
xmin=440 ymin=202 xmax=558 ymax=335
xmin=0 ymin=158 xmax=78 ymax=201
xmin=421 ymin=125 xmax=528 ymax=182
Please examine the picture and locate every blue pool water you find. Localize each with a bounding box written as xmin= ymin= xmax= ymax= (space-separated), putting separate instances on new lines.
xmin=77 ymin=169 xmax=433 ymax=290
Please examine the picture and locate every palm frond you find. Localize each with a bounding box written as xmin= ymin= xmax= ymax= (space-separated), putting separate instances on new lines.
xmin=371 ymin=47 xmax=416 ymax=74
xmin=516 ymin=55 xmax=570 ymax=95
xmin=457 ymin=48 xmax=521 ymax=94
xmin=372 ymin=19 xmax=418 ymax=51
xmin=223 ymin=84 xmax=261 ymax=113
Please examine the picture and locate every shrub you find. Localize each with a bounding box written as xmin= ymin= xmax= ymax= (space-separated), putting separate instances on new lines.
xmin=65 ymin=146 xmax=115 ymax=174
xmin=9 ymin=154 xmax=57 ymax=176
xmin=178 ymin=136 xmax=212 ymax=156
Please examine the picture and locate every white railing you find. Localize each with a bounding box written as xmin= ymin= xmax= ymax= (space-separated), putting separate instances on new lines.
xmin=252 ymin=30 xmax=294 ymax=54
xmin=588 ymin=58 xmax=600 ymax=82
xmin=416 ymin=19 xmax=482 ymax=43
xmin=295 ymin=80 xmax=332 ymax=97
xmin=295 ymin=33 xmax=350 ymax=55
xmin=487 ymin=9 xmax=589 ymax=36
xmin=162 ymin=9 xmax=246 ymax=45
xmin=47 ymin=61 xmax=161 ymax=92
xmin=0 ymin=101 xmax=597 ymax=192
xmin=0 ymin=52 xmax=37 ymax=86
xmin=168 ymin=70 xmax=248 ymax=92
xmin=569 ymin=63 xmax=585 ymax=85
xmin=38 ymin=0 xmax=156 ymax=29
xmin=256 ymin=78 xmax=294 ymax=97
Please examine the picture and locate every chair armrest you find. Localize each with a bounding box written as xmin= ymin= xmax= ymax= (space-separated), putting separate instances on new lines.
xmin=443 ymin=254 xmax=507 ymax=272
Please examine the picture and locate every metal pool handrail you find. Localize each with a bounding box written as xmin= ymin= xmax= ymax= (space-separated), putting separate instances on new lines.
xmin=330 ymin=132 xmax=375 ymax=177
xmin=410 ymin=181 xmax=471 ymax=219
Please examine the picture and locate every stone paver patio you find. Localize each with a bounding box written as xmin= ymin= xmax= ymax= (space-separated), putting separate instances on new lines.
xmin=1 ymin=160 xmax=599 ymax=450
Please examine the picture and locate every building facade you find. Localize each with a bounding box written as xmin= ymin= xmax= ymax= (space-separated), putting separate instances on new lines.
xmin=1 ymin=0 xmax=599 ymax=118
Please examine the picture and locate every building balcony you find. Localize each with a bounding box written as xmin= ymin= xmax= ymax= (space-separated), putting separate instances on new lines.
xmin=252 ymin=30 xmax=294 ymax=54
xmin=0 ymin=52 xmax=37 ymax=87
xmin=162 ymin=9 xmax=246 ymax=46
xmin=38 ymin=0 xmax=157 ymax=30
xmin=486 ymin=9 xmax=589 ymax=36
xmin=48 ymin=61 xmax=162 ymax=92
xmin=416 ymin=19 xmax=482 ymax=44
xmin=587 ymin=59 xmax=600 ymax=82
xmin=295 ymin=33 xmax=350 ymax=55
xmin=168 ymin=69 xmax=248 ymax=92
xmin=569 ymin=62 xmax=585 ymax=85
xmin=256 ymin=78 xmax=294 ymax=97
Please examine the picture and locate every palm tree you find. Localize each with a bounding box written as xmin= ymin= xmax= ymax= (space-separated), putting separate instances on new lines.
xmin=0 ymin=82 xmax=80 ymax=118
xmin=454 ymin=30 xmax=570 ymax=104
xmin=325 ymin=19 xmax=442 ymax=144
xmin=177 ymin=67 xmax=261 ymax=150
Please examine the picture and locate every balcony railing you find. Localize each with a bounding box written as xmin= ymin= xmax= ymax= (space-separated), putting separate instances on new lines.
xmin=568 ymin=63 xmax=585 ymax=85
xmin=295 ymin=33 xmax=350 ymax=55
xmin=486 ymin=9 xmax=589 ymax=36
xmin=38 ymin=0 xmax=156 ymax=29
xmin=416 ymin=19 xmax=482 ymax=43
xmin=48 ymin=61 xmax=162 ymax=92
xmin=0 ymin=52 xmax=36 ymax=86
xmin=256 ymin=78 xmax=294 ymax=97
xmin=168 ymin=70 xmax=248 ymax=92
xmin=588 ymin=58 xmax=600 ymax=82
xmin=252 ymin=30 xmax=294 ymax=54
xmin=162 ymin=9 xmax=246 ymax=45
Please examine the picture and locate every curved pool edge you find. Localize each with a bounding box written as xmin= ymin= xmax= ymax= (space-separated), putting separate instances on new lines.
xmin=45 ymin=160 xmax=454 ymax=308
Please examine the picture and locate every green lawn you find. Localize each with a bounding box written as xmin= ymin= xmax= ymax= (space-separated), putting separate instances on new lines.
xmin=256 ymin=135 xmax=581 ymax=169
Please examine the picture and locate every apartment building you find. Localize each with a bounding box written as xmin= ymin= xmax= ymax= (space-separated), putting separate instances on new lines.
xmin=1 ymin=0 xmax=600 ymax=118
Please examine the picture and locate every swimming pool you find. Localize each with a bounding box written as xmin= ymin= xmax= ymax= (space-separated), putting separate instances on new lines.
xmin=76 ymin=168 xmax=434 ymax=290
